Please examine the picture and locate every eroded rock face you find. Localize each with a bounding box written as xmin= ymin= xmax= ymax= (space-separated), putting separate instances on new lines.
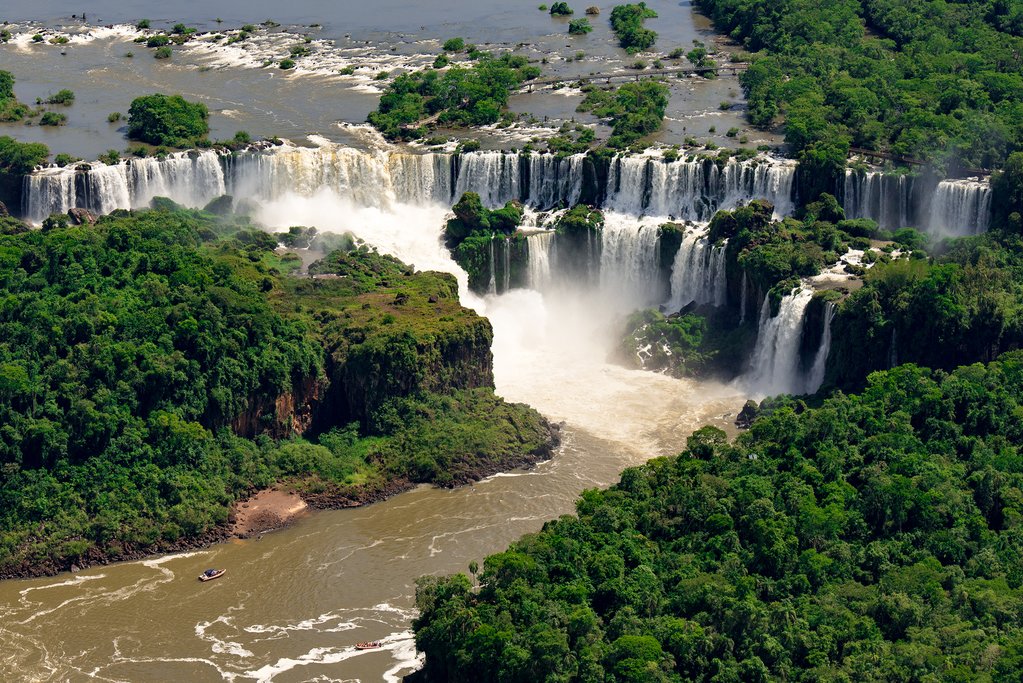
xmin=736 ymin=399 xmax=759 ymax=429
xmin=67 ymin=207 xmax=97 ymax=225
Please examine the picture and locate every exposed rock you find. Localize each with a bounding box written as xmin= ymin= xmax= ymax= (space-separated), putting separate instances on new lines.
xmin=67 ymin=207 xmax=97 ymax=225
xmin=736 ymin=399 xmax=759 ymax=429
xmin=586 ymin=6 xmax=600 ymax=14
xmin=0 ymin=200 xmax=8 ymax=217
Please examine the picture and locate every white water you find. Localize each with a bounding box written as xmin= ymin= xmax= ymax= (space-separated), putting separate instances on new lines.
xmin=929 ymin=179 xmax=992 ymax=237
xmin=842 ymin=169 xmax=992 ymax=235
xmin=598 ymin=214 xmax=663 ymax=308
xmin=664 ymin=227 xmax=727 ymax=311
xmin=25 ymin=144 xmax=799 ymax=224
xmin=605 ymin=154 xmax=796 ymax=220
xmin=743 ymin=288 xmax=814 ymax=396
xmin=805 ymin=301 xmax=835 ymax=394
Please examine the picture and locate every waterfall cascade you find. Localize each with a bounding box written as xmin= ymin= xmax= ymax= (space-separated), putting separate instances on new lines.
xmin=841 ymin=169 xmax=991 ymax=236
xmin=24 ymin=144 xmax=798 ymax=224
xmin=804 ymin=302 xmax=835 ymax=394
xmin=742 ymin=289 xmax=837 ymax=396
xmin=598 ymin=216 xmax=663 ymax=308
xmin=744 ymin=289 xmax=814 ymax=396
xmin=605 ymin=155 xmax=796 ymax=220
xmin=663 ymin=229 xmax=727 ymax=312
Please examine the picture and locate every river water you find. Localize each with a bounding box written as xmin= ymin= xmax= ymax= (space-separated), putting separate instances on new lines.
xmin=0 ymin=2 xmax=749 ymax=681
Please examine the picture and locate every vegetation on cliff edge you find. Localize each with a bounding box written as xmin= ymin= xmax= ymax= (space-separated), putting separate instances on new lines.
xmin=0 ymin=207 xmax=552 ymax=576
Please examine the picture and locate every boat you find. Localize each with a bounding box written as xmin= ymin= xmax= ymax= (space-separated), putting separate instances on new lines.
xmin=198 ymin=568 xmax=226 ymax=582
xmin=355 ymin=641 xmax=381 ymax=650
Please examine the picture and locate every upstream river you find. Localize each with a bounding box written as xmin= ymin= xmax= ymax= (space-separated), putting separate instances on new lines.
xmin=0 ymin=2 xmax=749 ymax=680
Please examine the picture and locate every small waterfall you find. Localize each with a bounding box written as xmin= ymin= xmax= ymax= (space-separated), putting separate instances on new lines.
xmin=606 ymin=154 xmax=797 ymax=220
xmin=526 ymin=232 xmax=554 ymax=290
xmin=24 ymin=152 xmax=227 ymax=223
xmin=502 ymin=237 xmax=511 ymax=294
xmin=842 ymin=170 xmax=913 ymax=229
xmin=487 ymin=237 xmax=497 ymax=296
xmin=928 ymin=179 xmax=991 ymax=236
xmin=453 ymin=151 xmax=521 ymax=207
xmin=664 ymin=229 xmax=727 ymax=311
xmin=842 ymin=168 xmax=992 ymax=235
xmin=599 ymin=215 xmax=662 ymax=308
xmin=744 ymin=288 xmax=814 ymax=395
xmin=527 ymin=153 xmax=584 ymax=209
xmin=804 ymin=301 xmax=835 ymax=394
xmin=739 ymin=271 xmax=748 ymax=324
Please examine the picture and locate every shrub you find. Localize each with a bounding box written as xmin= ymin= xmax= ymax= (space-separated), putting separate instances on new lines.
xmin=98 ymin=149 xmax=120 ymax=165
xmin=108 ymin=112 xmax=122 ymax=122
xmin=442 ymin=37 xmax=465 ymax=52
xmin=433 ymin=54 xmax=449 ymax=69
xmin=726 ymin=127 xmax=739 ymax=137
xmin=289 ymin=44 xmax=311 ymax=57
xmin=154 ymin=46 xmax=172 ymax=59
xmin=279 ymin=59 xmax=296 ymax=70
xmin=49 ymin=35 xmax=69 ymax=45
xmin=45 ymin=90 xmax=75 ymax=105
xmin=568 ymin=18 xmax=592 ymax=34
xmin=146 ymin=34 xmax=170 ymax=48
xmin=610 ymin=3 xmax=658 ymax=53
xmin=39 ymin=111 xmax=67 ymax=126
xmin=136 ymin=19 xmax=150 ymax=29
xmin=53 ymin=153 xmax=78 ymax=166
xmin=550 ymin=2 xmax=574 ymax=15
xmin=32 ymin=34 xmax=44 ymax=43
xmin=375 ymin=71 xmax=390 ymax=80
xmin=127 ymin=93 xmax=209 ymax=147
xmin=338 ymin=65 xmax=356 ymax=75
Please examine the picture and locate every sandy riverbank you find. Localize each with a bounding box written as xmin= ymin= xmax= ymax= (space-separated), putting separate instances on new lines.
xmin=231 ymin=488 xmax=310 ymax=538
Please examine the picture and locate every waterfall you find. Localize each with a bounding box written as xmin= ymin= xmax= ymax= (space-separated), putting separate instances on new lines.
xmin=502 ymin=237 xmax=511 ymax=294
xmin=739 ymin=271 xmax=748 ymax=324
xmin=928 ymin=179 xmax=991 ymax=237
xmin=744 ymin=289 xmax=814 ymax=395
xmin=842 ymin=168 xmax=992 ymax=235
xmin=664 ymin=229 xmax=727 ymax=311
xmin=804 ymin=302 xmax=835 ymax=394
xmin=605 ymin=154 xmax=797 ymax=220
xmin=24 ymin=151 xmax=226 ymax=223
xmin=453 ymin=151 xmax=521 ymax=207
xmin=842 ymin=170 xmax=913 ymax=229
xmin=599 ymin=215 xmax=662 ymax=308
xmin=527 ymin=153 xmax=584 ymax=209
xmin=487 ymin=237 xmax=497 ymax=296
xmin=526 ymin=232 xmax=554 ymax=291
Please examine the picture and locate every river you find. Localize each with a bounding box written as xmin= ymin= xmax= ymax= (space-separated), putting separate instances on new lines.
xmin=0 ymin=2 xmax=749 ymax=681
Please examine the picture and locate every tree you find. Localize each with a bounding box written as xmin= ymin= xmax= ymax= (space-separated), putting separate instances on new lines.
xmin=126 ymin=93 xmax=209 ymax=147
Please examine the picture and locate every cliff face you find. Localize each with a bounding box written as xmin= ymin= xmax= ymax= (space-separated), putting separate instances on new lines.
xmin=232 ymin=373 xmax=327 ymax=439
xmin=237 ymin=249 xmax=502 ymax=437
xmin=328 ymin=311 xmax=495 ymax=431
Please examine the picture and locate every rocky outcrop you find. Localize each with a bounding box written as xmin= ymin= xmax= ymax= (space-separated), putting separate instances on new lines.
xmin=67 ymin=207 xmax=97 ymax=225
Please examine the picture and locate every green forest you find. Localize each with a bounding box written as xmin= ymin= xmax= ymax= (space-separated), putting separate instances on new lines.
xmin=0 ymin=207 xmax=552 ymax=576
xmin=411 ymin=355 xmax=1023 ymax=682
xmin=696 ymin=0 xmax=1023 ymax=175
